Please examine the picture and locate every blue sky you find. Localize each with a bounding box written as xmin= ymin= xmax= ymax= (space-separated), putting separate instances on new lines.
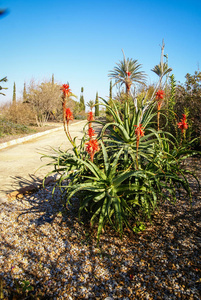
xmin=0 ymin=0 xmax=201 ymax=105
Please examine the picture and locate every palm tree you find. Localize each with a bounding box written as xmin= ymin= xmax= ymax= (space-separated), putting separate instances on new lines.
xmin=108 ymin=50 xmax=147 ymax=95
xmin=87 ymin=100 xmax=94 ymax=111
xmin=151 ymin=40 xmax=172 ymax=87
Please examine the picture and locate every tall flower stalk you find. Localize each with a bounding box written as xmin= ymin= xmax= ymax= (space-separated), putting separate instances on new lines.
xmin=134 ymin=124 xmax=145 ymax=169
xmin=60 ymin=84 xmax=79 ymax=156
xmin=85 ymin=111 xmax=99 ymax=162
xmin=177 ymin=114 xmax=188 ymax=142
xmin=61 ymin=84 xmax=73 ymax=141
xmin=156 ymin=90 xmax=165 ymax=131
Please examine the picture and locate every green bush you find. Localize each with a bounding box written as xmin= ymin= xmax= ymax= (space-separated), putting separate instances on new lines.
xmin=44 ymin=89 xmax=200 ymax=244
xmin=0 ymin=117 xmax=36 ymax=137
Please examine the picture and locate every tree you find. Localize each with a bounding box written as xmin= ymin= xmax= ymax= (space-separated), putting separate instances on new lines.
xmin=174 ymin=71 xmax=201 ymax=148
xmin=80 ymin=87 xmax=85 ymax=111
xmin=12 ymin=82 xmax=16 ymax=104
xmin=151 ymin=40 xmax=172 ymax=88
xmin=108 ymin=50 xmax=147 ymax=95
xmin=52 ymin=73 xmax=54 ymax=85
xmin=87 ymin=100 xmax=94 ymax=111
xmin=23 ymin=82 xmax=27 ymax=102
xmin=95 ymin=92 xmax=99 ymax=117
xmin=0 ymin=76 xmax=8 ymax=96
xmin=26 ymin=80 xmax=62 ymax=126
xmin=109 ymin=80 xmax=112 ymax=100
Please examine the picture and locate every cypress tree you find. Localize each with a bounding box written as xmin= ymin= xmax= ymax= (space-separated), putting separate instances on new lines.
xmin=52 ymin=73 xmax=54 ymax=85
xmin=106 ymin=80 xmax=112 ymax=119
xmin=12 ymin=82 xmax=16 ymax=104
xmin=23 ymin=82 xmax=27 ymax=102
xmin=80 ymin=87 xmax=85 ymax=111
xmin=95 ymin=92 xmax=99 ymax=117
xmin=109 ymin=80 xmax=112 ymax=100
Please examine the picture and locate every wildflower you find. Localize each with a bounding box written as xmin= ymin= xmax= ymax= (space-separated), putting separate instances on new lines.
xmin=126 ymin=71 xmax=131 ymax=77
xmin=87 ymin=111 xmax=94 ymax=122
xmin=88 ymin=127 xmax=95 ymax=138
xmin=134 ymin=124 xmax=145 ymax=138
xmin=134 ymin=124 xmax=145 ymax=169
xmin=61 ymin=84 xmax=71 ymax=97
xmin=156 ymin=90 xmax=165 ymax=100
xmin=177 ymin=114 xmax=188 ymax=133
xmin=155 ymin=90 xmax=165 ymax=130
xmin=65 ymin=108 xmax=74 ymax=122
xmin=86 ymin=138 xmax=100 ymax=162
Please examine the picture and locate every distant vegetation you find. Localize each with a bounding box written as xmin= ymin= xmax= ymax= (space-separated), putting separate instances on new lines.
xmin=0 ymin=68 xmax=200 ymax=148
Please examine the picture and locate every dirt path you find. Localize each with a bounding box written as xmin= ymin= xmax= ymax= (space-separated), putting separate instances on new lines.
xmin=0 ymin=121 xmax=86 ymax=199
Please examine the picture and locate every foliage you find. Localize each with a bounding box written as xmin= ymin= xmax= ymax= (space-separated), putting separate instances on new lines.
xmin=87 ymin=100 xmax=94 ymax=111
xmin=1 ymin=101 xmax=36 ymax=126
xmin=25 ymin=80 xmax=62 ymax=126
xmin=23 ymin=82 xmax=27 ymax=102
xmin=106 ymin=80 xmax=113 ymax=122
xmin=0 ymin=116 xmax=36 ymax=137
xmin=44 ymin=79 xmax=200 ymax=244
xmin=95 ymin=92 xmax=99 ymax=117
xmin=108 ymin=49 xmax=147 ymax=94
xmin=12 ymin=81 xmax=16 ymax=104
xmin=0 ymin=76 xmax=8 ymax=96
xmin=172 ymin=71 xmax=201 ymax=149
xmin=151 ymin=40 xmax=172 ymax=88
xmin=79 ymin=87 xmax=85 ymax=111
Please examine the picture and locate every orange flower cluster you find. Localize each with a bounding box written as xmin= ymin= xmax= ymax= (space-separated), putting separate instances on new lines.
xmin=134 ymin=124 xmax=145 ymax=138
xmin=86 ymin=111 xmax=99 ymax=162
xmin=60 ymin=84 xmax=71 ymax=97
xmin=65 ymin=108 xmax=74 ymax=123
xmin=88 ymin=127 xmax=95 ymax=138
xmin=87 ymin=111 xmax=94 ymax=123
xmin=86 ymin=139 xmax=100 ymax=162
xmin=156 ymin=90 xmax=165 ymax=111
xmin=177 ymin=114 xmax=188 ymax=133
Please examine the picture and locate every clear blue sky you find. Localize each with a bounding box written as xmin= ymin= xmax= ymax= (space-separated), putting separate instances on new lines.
xmin=0 ymin=0 xmax=201 ymax=105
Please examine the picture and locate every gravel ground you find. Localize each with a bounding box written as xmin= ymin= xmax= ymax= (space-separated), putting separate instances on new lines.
xmin=0 ymin=157 xmax=201 ymax=299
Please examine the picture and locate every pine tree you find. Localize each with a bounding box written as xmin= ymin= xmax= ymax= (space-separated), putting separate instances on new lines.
xmin=80 ymin=87 xmax=85 ymax=111
xmin=95 ymin=92 xmax=99 ymax=117
xmin=13 ymin=82 xmax=16 ymax=104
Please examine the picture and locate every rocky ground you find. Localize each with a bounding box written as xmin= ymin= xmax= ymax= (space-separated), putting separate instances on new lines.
xmin=0 ymin=157 xmax=200 ymax=299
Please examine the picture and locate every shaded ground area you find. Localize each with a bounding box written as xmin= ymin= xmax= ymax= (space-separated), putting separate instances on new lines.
xmin=0 ymin=157 xmax=200 ymax=299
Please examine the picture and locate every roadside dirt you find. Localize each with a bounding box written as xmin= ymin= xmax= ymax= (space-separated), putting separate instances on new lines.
xmin=0 ymin=120 xmax=86 ymax=199
xmin=0 ymin=122 xmax=69 ymax=144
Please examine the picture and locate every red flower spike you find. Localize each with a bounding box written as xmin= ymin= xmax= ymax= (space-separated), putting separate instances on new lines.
xmin=88 ymin=127 xmax=95 ymax=138
xmin=156 ymin=90 xmax=165 ymax=100
xmin=177 ymin=115 xmax=188 ymax=133
xmin=126 ymin=71 xmax=131 ymax=77
xmin=61 ymin=84 xmax=71 ymax=97
xmin=65 ymin=108 xmax=74 ymax=122
xmin=85 ymin=138 xmax=100 ymax=162
xmin=87 ymin=111 xmax=94 ymax=122
xmin=134 ymin=124 xmax=145 ymax=138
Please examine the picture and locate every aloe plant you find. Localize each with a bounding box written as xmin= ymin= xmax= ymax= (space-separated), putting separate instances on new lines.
xmin=44 ymin=55 xmax=200 ymax=243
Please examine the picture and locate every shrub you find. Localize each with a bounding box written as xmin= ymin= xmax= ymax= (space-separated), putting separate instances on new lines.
xmin=1 ymin=101 xmax=36 ymax=126
xmin=44 ymin=81 xmax=200 ymax=244
xmin=0 ymin=117 xmax=35 ymax=137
